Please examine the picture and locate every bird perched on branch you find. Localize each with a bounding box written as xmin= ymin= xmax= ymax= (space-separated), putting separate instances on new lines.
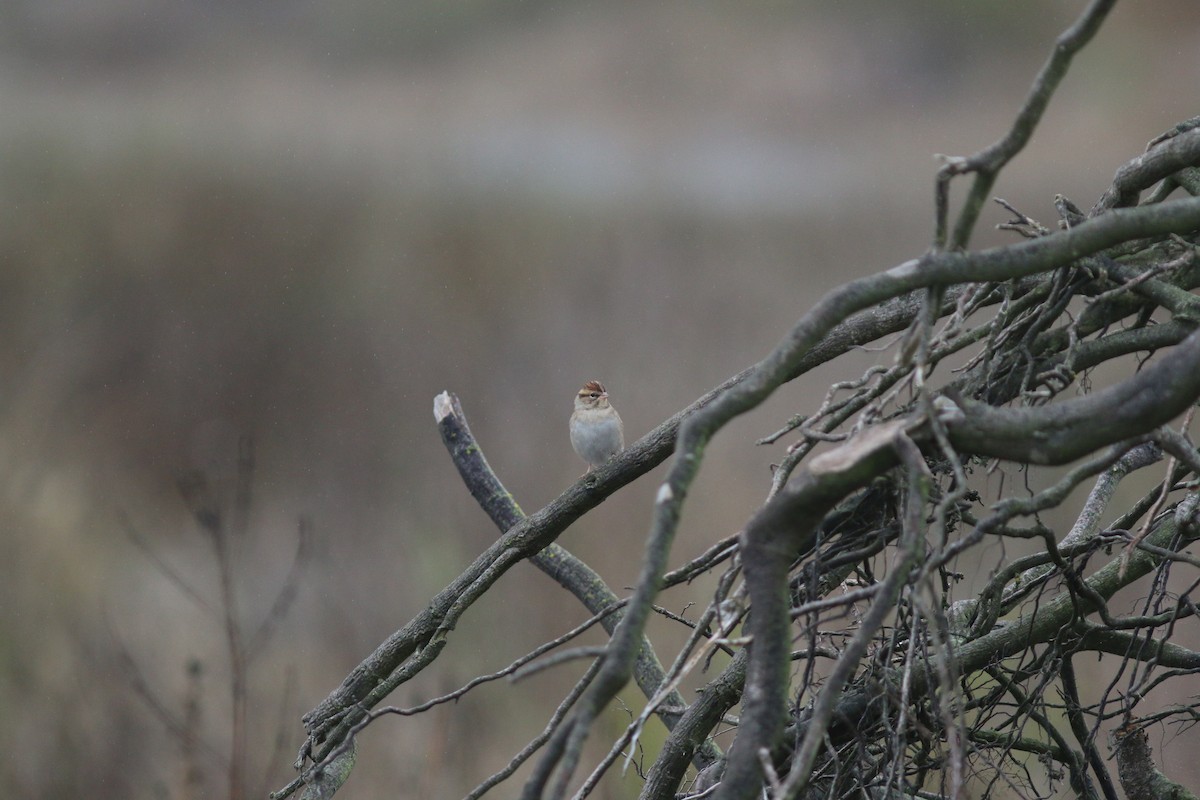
xmin=569 ymin=380 xmax=624 ymax=471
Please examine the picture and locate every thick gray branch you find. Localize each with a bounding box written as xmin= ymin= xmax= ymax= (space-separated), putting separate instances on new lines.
xmin=1114 ymin=723 xmax=1199 ymax=800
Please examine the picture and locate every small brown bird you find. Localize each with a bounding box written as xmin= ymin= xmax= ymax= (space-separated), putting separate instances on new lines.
xmin=569 ymin=380 xmax=624 ymax=470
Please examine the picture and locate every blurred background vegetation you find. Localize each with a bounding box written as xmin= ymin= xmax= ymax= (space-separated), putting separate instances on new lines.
xmin=1 ymin=2 xmax=1198 ymax=797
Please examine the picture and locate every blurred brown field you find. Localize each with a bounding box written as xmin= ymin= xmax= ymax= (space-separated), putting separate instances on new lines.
xmin=2 ymin=2 xmax=1199 ymax=798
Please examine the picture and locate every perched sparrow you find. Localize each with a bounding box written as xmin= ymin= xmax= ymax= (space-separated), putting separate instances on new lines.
xmin=570 ymin=380 xmax=624 ymax=470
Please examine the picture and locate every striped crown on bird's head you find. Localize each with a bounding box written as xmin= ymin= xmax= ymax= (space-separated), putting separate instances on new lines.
xmin=579 ymin=380 xmax=607 ymax=398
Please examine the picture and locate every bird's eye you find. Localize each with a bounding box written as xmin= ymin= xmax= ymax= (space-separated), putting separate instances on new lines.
xmin=590 ymin=393 xmax=600 ymax=398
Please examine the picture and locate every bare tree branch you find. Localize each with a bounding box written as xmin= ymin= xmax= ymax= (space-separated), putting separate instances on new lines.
xmin=273 ymin=7 xmax=1200 ymax=798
